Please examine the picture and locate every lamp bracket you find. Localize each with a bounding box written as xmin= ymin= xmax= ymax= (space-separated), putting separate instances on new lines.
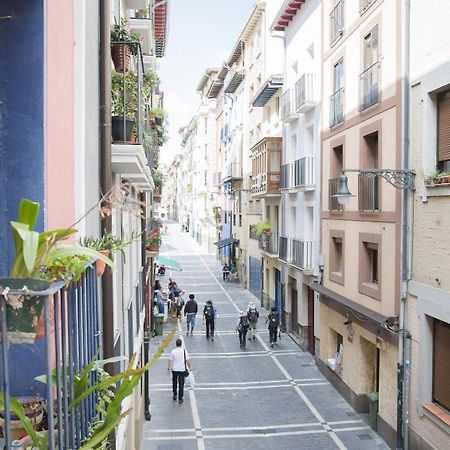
xmin=342 ymin=169 xmax=415 ymax=190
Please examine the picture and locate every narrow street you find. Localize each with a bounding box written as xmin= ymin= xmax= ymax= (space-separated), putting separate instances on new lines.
xmin=142 ymin=224 xmax=388 ymax=450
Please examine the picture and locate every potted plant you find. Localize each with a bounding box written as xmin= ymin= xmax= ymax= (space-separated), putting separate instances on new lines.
xmin=110 ymin=18 xmax=139 ymax=72
xmin=134 ymin=8 xmax=149 ymax=19
xmin=150 ymin=107 xmax=166 ymax=126
xmin=255 ymin=219 xmax=272 ymax=237
xmin=146 ymin=232 xmax=162 ymax=252
xmin=424 ymin=170 xmax=450 ymax=186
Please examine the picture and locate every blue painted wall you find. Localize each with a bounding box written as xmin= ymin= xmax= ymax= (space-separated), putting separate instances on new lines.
xmin=0 ymin=1 xmax=45 ymax=276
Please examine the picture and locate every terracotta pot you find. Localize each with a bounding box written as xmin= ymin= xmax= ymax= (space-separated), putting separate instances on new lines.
xmin=96 ymin=251 xmax=110 ymax=277
xmin=111 ymin=44 xmax=132 ymax=72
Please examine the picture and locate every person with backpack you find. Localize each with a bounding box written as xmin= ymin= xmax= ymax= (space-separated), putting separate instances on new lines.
xmin=266 ymin=306 xmax=280 ymax=348
xmin=203 ymin=300 xmax=217 ymax=341
xmin=175 ymin=292 xmax=185 ymax=319
xmin=236 ymin=311 xmax=250 ymax=349
xmin=184 ymin=293 xmax=198 ymax=335
xmin=246 ymin=302 xmax=259 ymax=341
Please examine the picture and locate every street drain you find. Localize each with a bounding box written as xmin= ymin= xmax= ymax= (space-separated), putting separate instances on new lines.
xmin=253 ymin=428 xmax=277 ymax=434
xmin=301 ymin=363 xmax=313 ymax=367
xmin=357 ymin=434 xmax=373 ymax=441
xmin=345 ymin=412 xmax=356 ymax=416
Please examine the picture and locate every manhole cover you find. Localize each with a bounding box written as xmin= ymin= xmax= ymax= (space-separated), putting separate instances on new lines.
xmin=357 ymin=434 xmax=373 ymax=441
xmin=253 ymin=428 xmax=277 ymax=434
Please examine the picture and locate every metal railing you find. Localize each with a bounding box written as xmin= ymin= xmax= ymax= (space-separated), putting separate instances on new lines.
xmin=111 ymin=41 xmax=145 ymax=145
xmin=259 ymin=233 xmax=279 ymax=255
xmin=293 ymin=157 xmax=314 ymax=186
xmin=330 ymin=0 xmax=344 ymax=44
xmin=249 ymin=225 xmax=259 ymax=240
xmin=359 ymin=62 xmax=379 ymax=111
xmin=0 ymin=266 xmax=100 ymax=449
xmin=279 ymin=236 xmax=289 ymax=262
xmin=291 ymin=239 xmax=313 ymax=270
xmin=295 ymin=74 xmax=314 ymax=110
xmin=330 ymin=87 xmax=344 ymax=127
xmin=358 ymin=173 xmax=379 ymax=211
xmin=222 ymin=163 xmax=243 ymax=182
xmin=329 ymin=178 xmax=344 ymax=211
xmin=281 ymin=90 xmax=292 ymax=119
xmin=359 ymin=0 xmax=374 ymax=13
xmin=280 ymin=163 xmax=290 ymax=189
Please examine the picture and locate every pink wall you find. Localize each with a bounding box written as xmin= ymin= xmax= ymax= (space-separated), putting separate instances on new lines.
xmin=45 ymin=0 xmax=75 ymax=231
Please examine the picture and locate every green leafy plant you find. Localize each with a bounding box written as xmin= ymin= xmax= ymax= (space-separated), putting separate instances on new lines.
xmin=1 ymin=328 xmax=177 ymax=449
xmin=424 ymin=170 xmax=450 ymax=185
xmin=212 ymin=206 xmax=221 ymax=223
xmin=255 ymin=219 xmax=272 ymax=237
xmin=111 ymin=70 xmax=138 ymax=118
xmin=9 ymin=198 xmax=112 ymax=279
xmin=110 ymin=18 xmax=140 ymax=55
xmin=153 ymin=171 xmax=163 ymax=188
xmin=146 ymin=234 xmax=162 ymax=249
xmin=37 ymin=254 xmax=92 ymax=285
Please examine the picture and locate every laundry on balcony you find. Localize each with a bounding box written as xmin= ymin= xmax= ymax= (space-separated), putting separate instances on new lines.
xmin=214 ymin=237 xmax=239 ymax=249
xmin=155 ymin=255 xmax=182 ymax=271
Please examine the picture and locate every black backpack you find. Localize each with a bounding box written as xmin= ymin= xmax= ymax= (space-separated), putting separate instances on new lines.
xmin=205 ymin=304 xmax=214 ymax=318
xmin=269 ymin=312 xmax=280 ymax=328
xmin=248 ymin=308 xmax=258 ymax=322
xmin=239 ymin=316 xmax=249 ymax=331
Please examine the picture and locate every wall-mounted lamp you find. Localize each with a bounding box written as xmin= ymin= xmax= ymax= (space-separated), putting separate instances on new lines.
xmin=333 ymin=169 xmax=416 ymax=206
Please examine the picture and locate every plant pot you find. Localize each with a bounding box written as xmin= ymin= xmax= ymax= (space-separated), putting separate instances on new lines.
xmin=96 ymin=251 xmax=110 ymax=277
xmin=111 ymin=44 xmax=132 ymax=72
xmin=135 ymin=10 xmax=148 ymax=19
xmin=112 ymin=116 xmax=134 ymax=142
xmin=0 ymin=278 xmax=50 ymax=344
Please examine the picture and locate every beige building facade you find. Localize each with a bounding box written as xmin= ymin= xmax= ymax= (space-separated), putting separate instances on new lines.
xmin=317 ymin=1 xmax=404 ymax=447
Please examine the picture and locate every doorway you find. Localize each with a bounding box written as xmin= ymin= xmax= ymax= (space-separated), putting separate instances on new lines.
xmin=291 ymin=288 xmax=299 ymax=334
xmin=307 ymin=287 xmax=315 ymax=355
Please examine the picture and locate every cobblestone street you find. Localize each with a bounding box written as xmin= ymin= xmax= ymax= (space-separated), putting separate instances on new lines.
xmin=142 ymin=225 xmax=389 ymax=450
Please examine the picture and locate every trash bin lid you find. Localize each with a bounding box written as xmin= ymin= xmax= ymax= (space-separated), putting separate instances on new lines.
xmin=366 ymin=392 xmax=379 ymax=401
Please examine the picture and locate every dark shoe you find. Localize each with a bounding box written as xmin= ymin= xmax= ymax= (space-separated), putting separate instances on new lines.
xmin=211 ymin=337 xmax=214 ymax=341
xmin=191 ymin=330 xmax=194 ymax=335
xmin=173 ymin=394 xmax=177 ymax=401
xmin=178 ymin=398 xmax=184 ymax=404
xmin=253 ymin=336 xmax=256 ymax=340
xmin=270 ymin=342 xmax=274 ymax=348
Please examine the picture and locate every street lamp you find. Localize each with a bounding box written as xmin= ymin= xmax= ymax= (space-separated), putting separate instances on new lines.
xmin=333 ymin=169 xmax=416 ymax=205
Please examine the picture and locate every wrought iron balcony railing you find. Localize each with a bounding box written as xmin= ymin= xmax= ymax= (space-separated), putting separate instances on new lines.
xmin=293 ymin=157 xmax=315 ymax=187
xmin=279 ymin=236 xmax=289 ymax=262
xmin=358 ymin=173 xmax=379 ymax=211
xmin=359 ymin=0 xmax=374 ymax=13
xmin=222 ymin=162 xmax=243 ymax=182
xmin=359 ymin=62 xmax=379 ymax=111
xmin=330 ymin=87 xmax=344 ymax=127
xmin=259 ymin=233 xmax=279 ymax=255
xmin=291 ymin=239 xmax=313 ymax=270
xmin=281 ymin=89 xmax=297 ymax=120
xmin=295 ymin=74 xmax=315 ymax=112
xmin=329 ymin=178 xmax=344 ymax=211
xmin=330 ymin=0 xmax=344 ymax=44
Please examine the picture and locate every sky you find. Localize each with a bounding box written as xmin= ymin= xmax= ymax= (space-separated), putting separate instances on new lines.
xmin=158 ymin=0 xmax=256 ymax=166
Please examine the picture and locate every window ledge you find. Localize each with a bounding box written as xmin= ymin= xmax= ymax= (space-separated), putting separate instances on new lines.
xmin=422 ymin=183 xmax=450 ymax=199
xmin=423 ymin=403 xmax=450 ymax=434
xmin=330 ymin=271 xmax=344 ymax=286
xmin=359 ymin=281 xmax=380 ymax=300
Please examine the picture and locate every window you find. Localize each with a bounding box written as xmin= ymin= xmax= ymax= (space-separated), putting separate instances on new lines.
xmin=359 ymin=132 xmax=379 ymax=211
xmin=433 ymin=318 xmax=450 ymax=412
xmin=437 ymin=90 xmax=450 ymax=172
xmin=359 ymin=233 xmax=381 ymax=299
xmin=330 ymin=0 xmax=344 ymax=44
xmin=329 ymin=144 xmax=344 ymax=211
xmin=329 ymin=230 xmax=344 ymax=285
xmin=330 ymin=59 xmax=344 ymax=127
xmin=360 ymin=26 xmax=379 ymax=110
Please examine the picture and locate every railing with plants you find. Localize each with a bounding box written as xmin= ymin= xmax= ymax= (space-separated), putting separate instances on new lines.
xmin=258 ymin=232 xmax=279 ymax=255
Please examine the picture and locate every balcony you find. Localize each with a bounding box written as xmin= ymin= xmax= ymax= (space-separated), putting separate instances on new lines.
xmin=129 ymin=16 xmax=153 ymax=56
xmin=295 ymin=74 xmax=315 ymax=113
xmin=0 ymin=267 xmax=102 ymax=448
xmin=358 ymin=173 xmax=379 ymax=211
xmin=249 ymin=225 xmax=259 ymax=240
xmin=328 ymin=178 xmax=344 ymax=212
xmin=281 ymin=89 xmax=298 ymax=122
xmin=279 ymin=236 xmax=289 ymax=262
xmin=153 ymin=185 xmax=162 ymax=202
xmin=291 ymin=239 xmax=314 ymax=272
xmin=222 ymin=162 xmax=243 ymax=182
xmin=360 ymin=0 xmax=375 ymax=13
xmin=330 ymin=0 xmax=344 ymax=44
xmin=293 ymin=157 xmax=315 ymax=188
xmin=259 ymin=232 xmax=279 ymax=256
xmin=251 ymin=137 xmax=282 ymax=197
xmin=280 ymin=163 xmax=291 ymax=189
xmin=330 ymin=87 xmax=344 ymax=127
xmin=359 ymin=62 xmax=379 ymax=111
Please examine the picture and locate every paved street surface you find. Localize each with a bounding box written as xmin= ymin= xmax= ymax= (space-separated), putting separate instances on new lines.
xmin=142 ymin=224 xmax=389 ymax=450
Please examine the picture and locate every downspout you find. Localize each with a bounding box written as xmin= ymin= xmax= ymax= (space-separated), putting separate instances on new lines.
xmin=397 ymin=1 xmax=412 ymax=449
xmin=99 ymin=0 xmax=114 ymax=372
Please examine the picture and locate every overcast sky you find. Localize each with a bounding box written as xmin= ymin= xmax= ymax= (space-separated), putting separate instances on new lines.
xmin=158 ymin=0 xmax=256 ymax=166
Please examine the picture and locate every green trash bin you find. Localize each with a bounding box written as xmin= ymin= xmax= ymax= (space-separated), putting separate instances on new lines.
xmin=366 ymin=391 xmax=379 ymax=431
xmin=155 ymin=314 xmax=164 ymax=336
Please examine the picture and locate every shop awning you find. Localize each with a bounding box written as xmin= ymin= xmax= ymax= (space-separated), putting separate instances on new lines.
xmin=155 ymin=255 xmax=182 ymax=271
xmin=214 ymin=237 xmax=239 ymax=249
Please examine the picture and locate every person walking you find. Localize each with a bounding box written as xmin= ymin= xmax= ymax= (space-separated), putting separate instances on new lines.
xmin=203 ymin=300 xmax=217 ymax=341
xmin=266 ymin=306 xmax=280 ymax=348
xmin=184 ymin=294 xmax=198 ymax=335
xmin=236 ymin=311 xmax=250 ymax=350
xmin=246 ymin=301 xmax=259 ymax=340
xmin=167 ymin=338 xmax=192 ymax=404
xmin=222 ymin=263 xmax=230 ymax=282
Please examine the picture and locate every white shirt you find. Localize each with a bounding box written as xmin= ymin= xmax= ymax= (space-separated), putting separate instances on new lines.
xmin=169 ymin=347 xmax=190 ymax=372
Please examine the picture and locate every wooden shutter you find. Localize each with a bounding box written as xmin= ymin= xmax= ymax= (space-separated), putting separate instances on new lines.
xmin=433 ymin=319 xmax=450 ymax=411
xmin=438 ymin=92 xmax=450 ymax=162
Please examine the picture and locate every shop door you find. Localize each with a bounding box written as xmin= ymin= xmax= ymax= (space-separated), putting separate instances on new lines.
xmin=307 ymin=287 xmax=315 ymax=355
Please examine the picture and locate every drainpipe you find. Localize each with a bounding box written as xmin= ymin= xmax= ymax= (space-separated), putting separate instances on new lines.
xmin=99 ymin=0 xmax=114 ymax=372
xmin=397 ymin=1 xmax=412 ymax=449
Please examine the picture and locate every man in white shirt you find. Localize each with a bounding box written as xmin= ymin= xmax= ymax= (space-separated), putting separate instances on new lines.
xmin=167 ymin=338 xmax=192 ymax=404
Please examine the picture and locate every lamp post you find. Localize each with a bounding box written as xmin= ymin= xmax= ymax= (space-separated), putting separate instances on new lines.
xmin=333 ymin=168 xmax=415 ymax=205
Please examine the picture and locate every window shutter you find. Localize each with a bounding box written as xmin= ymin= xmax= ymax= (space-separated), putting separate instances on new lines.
xmin=437 ymin=92 xmax=450 ymax=162
xmin=433 ymin=319 xmax=450 ymax=411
